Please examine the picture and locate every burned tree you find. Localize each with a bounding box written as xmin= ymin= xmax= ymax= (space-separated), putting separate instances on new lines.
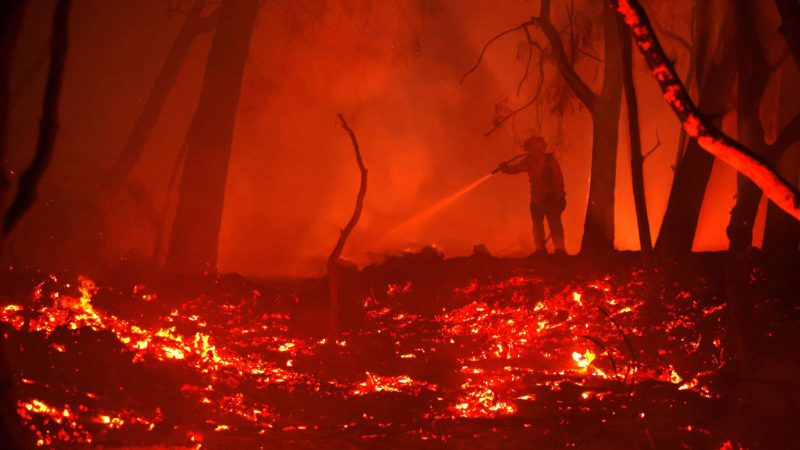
xmin=3 ymin=0 xmax=72 ymax=239
xmin=726 ymin=0 xmax=800 ymax=253
xmin=0 ymin=0 xmax=28 ymax=213
xmin=610 ymin=0 xmax=800 ymax=220
xmin=619 ymin=18 xmax=651 ymax=254
xmin=762 ymin=63 xmax=800 ymax=261
xmin=104 ymin=0 xmax=218 ymax=197
xmin=165 ymin=0 xmax=259 ymax=273
xmin=534 ymin=0 xmax=623 ymax=256
xmin=654 ymin=0 xmax=737 ymax=256
xmin=328 ymin=115 xmax=367 ymax=340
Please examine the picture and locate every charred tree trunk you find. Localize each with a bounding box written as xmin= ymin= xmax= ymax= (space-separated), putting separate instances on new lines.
xmin=581 ymin=5 xmax=624 ymax=256
xmin=619 ymin=19 xmax=652 ymax=254
xmin=105 ymin=0 xmax=216 ymax=197
xmin=533 ymin=0 xmax=622 ymax=256
xmin=328 ymin=115 xmax=367 ymax=340
xmin=726 ymin=0 xmax=771 ymax=252
xmin=654 ymin=1 xmax=737 ymax=257
xmin=762 ymin=149 xmax=800 ymax=257
xmin=763 ymin=63 xmax=800 ymax=261
xmin=774 ymin=0 xmax=800 ymax=70
xmin=3 ymin=0 xmax=71 ymax=239
xmin=611 ymin=0 xmax=800 ymax=221
xmin=165 ymin=0 xmax=258 ymax=273
xmin=0 ymin=0 xmax=27 ymax=213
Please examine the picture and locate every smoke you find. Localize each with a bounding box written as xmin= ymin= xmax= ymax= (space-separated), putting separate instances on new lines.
xmin=4 ymin=0 xmax=769 ymax=277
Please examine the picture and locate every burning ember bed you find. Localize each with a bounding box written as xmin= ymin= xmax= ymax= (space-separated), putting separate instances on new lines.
xmin=1 ymin=252 xmax=798 ymax=448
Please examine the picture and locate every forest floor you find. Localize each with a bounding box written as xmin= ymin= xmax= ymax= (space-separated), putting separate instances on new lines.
xmin=1 ymin=250 xmax=799 ymax=449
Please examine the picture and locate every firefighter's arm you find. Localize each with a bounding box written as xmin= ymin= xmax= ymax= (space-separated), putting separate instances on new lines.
xmin=499 ymin=158 xmax=527 ymax=174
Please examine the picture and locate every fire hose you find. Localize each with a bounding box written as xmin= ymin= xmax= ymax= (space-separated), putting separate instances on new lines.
xmin=491 ymin=153 xmax=528 ymax=174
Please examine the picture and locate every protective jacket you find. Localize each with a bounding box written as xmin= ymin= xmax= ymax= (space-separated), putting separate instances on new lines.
xmin=503 ymin=153 xmax=565 ymax=209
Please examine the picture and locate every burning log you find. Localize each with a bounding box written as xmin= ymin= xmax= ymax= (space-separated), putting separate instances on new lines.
xmin=328 ymin=114 xmax=367 ymax=339
xmin=610 ymin=0 xmax=800 ymax=222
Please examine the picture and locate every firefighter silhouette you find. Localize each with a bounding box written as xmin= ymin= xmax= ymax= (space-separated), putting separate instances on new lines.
xmin=496 ymin=136 xmax=566 ymax=255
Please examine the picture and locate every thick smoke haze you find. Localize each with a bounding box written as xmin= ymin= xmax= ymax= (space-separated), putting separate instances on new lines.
xmin=4 ymin=0 xmax=796 ymax=276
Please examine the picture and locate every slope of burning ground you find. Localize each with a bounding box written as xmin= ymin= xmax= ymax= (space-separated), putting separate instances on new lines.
xmin=1 ymin=252 xmax=798 ymax=448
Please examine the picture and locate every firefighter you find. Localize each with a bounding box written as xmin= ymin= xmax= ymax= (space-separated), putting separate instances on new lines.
xmin=496 ymin=136 xmax=567 ymax=255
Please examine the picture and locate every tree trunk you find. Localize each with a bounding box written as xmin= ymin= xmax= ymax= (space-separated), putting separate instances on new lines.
xmin=580 ymin=4 xmax=623 ymax=256
xmin=0 ymin=0 xmax=27 ymax=212
xmin=762 ymin=62 xmax=800 ymax=259
xmin=531 ymin=0 xmax=622 ymax=255
xmin=3 ymin=0 xmax=71 ymax=238
xmin=619 ymin=17 xmax=652 ymax=254
xmin=726 ymin=0 xmax=771 ymax=252
xmin=654 ymin=1 xmax=737 ymax=256
xmin=774 ymin=0 xmax=800 ymax=70
xmin=105 ymin=0 xmax=215 ymax=197
xmin=165 ymin=0 xmax=258 ymax=273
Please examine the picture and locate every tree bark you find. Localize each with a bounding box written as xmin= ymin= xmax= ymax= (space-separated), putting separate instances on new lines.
xmin=774 ymin=0 xmax=800 ymax=70
xmin=619 ymin=17 xmax=652 ymax=253
xmin=3 ymin=0 xmax=71 ymax=238
xmin=0 ymin=0 xmax=28 ymax=213
xmin=165 ymin=0 xmax=258 ymax=273
xmin=105 ymin=0 xmax=216 ymax=197
xmin=763 ymin=63 xmax=800 ymax=259
xmin=654 ymin=1 xmax=737 ymax=256
xmin=727 ymin=0 xmax=771 ymax=252
xmin=580 ymin=4 xmax=624 ymax=256
xmin=328 ymin=115 xmax=367 ymax=340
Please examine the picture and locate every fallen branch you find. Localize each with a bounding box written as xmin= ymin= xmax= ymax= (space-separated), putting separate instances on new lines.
xmin=328 ymin=114 xmax=368 ymax=339
xmin=610 ymin=0 xmax=800 ymax=222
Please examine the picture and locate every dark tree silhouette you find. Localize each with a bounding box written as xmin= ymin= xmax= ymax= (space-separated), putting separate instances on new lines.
xmin=3 ymin=0 xmax=71 ymax=239
xmin=328 ymin=115 xmax=367 ymax=340
xmin=0 ymin=0 xmax=28 ymax=213
xmin=763 ymin=63 xmax=800 ymax=260
xmin=104 ymin=0 xmax=218 ymax=197
xmin=654 ymin=1 xmax=737 ymax=256
xmin=727 ymin=0 xmax=781 ymax=252
xmin=611 ymin=0 xmax=800 ymax=222
xmin=619 ymin=19 xmax=652 ymax=254
xmin=166 ymin=0 xmax=259 ymax=273
xmin=774 ymin=0 xmax=800 ymax=69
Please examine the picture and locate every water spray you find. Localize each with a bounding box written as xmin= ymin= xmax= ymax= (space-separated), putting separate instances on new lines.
xmin=379 ymin=153 xmax=529 ymax=244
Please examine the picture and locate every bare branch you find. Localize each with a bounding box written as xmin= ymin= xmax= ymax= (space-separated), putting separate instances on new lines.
xmin=516 ymin=26 xmax=534 ymax=96
xmin=642 ymin=131 xmax=661 ymax=160
xmin=328 ymin=114 xmax=368 ymax=339
xmin=611 ymin=0 xmax=800 ymax=221
xmin=460 ymin=23 xmax=525 ymax=84
xmin=531 ymin=0 xmax=598 ymax=111
xmin=486 ymin=42 xmax=545 ymax=136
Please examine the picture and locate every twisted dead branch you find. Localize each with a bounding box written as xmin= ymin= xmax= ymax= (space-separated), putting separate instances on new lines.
xmin=328 ymin=114 xmax=368 ymax=339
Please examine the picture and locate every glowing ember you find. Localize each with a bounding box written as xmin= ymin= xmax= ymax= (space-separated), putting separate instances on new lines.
xmin=0 ymin=264 xmax=743 ymax=446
